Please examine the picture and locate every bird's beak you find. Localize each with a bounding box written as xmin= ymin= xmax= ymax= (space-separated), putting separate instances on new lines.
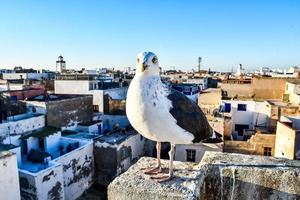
xmin=141 ymin=62 xmax=148 ymax=72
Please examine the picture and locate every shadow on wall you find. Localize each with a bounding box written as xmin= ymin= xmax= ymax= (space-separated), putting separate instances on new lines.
xmin=200 ymin=164 xmax=300 ymax=200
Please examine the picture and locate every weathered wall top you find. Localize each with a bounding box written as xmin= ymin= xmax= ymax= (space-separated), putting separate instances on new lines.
xmin=108 ymin=152 xmax=300 ymax=200
xmin=108 ymin=157 xmax=203 ymax=200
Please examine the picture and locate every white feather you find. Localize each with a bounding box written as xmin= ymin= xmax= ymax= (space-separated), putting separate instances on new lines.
xmin=126 ymin=74 xmax=194 ymax=144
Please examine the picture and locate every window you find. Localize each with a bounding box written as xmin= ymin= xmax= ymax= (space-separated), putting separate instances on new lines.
xmin=186 ymin=149 xmax=196 ymax=162
xmin=93 ymin=105 xmax=99 ymax=112
xmin=237 ymin=104 xmax=247 ymax=111
xmin=235 ymin=124 xmax=249 ymax=136
xmin=264 ymin=147 xmax=272 ymax=156
xmin=224 ymin=103 xmax=231 ymax=113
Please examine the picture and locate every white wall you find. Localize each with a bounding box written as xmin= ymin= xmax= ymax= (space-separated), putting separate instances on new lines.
xmin=2 ymin=73 xmax=48 ymax=80
xmin=9 ymin=146 xmax=22 ymax=167
xmin=77 ymin=121 xmax=103 ymax=134
xmin=0 ymin=152 xmax=21 ymax=200
xmin=45 ymin=132 xmax=62 ymax=158
xmin=55 ymin=80 xmax=90 ymax=94
xmin=0 ymin=114 xmax=45 ymax=136
xmin=91 ymin=90 xmax=104 ymax=112
xmin=221 ymin=100 xmax=269 ymax=138
xmin=52 ymin=140 xmax=94 ymax=200
xmin=19 ymin=163 xmax=64 ymax=200
xmin=175 ymin=143 xmax=222 ymax=163
xmin=26 ymin=101 xmax=47 ymax=114
xmin=27 ymin=137 xmax=40 ymax=153
xmin=104 ymin=87 xmax=128 ymax=100
xmin=117 ymin=134 xmax=145 ymax=174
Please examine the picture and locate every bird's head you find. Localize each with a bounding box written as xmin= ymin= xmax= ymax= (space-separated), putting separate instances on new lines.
xmin=136 ymin=52 xmax=160 ymax=75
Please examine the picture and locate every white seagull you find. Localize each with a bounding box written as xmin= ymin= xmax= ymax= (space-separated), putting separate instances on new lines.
xmin=126 ymin=52 xmax=213 ymax=182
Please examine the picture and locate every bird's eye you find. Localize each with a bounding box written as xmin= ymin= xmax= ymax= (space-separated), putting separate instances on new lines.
xmin=152 ymin=57 xmax=158 ymax=64
xmin=137 ymin=58 xmax=140 ymax=63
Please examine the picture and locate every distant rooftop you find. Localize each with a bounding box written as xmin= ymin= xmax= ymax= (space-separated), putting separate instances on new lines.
xmin=55 ymin=74 xmax=112 ymax=81
xmin=96 ymin=130 xmax=137 ymax=145
xmin=78 ymin=120 xmax=102 ymax=126
xmin=26 ymin=93 xmax=91 ymax=102
xmin=287 ymin=79 xmax=300 ymax=85
xmin=0 ymin=143 xmax=18 ymax=152
xmin=63 ymin=131 xmax=102 ymax=140
xmin=20 ymin=126 xmax=60 ymax=139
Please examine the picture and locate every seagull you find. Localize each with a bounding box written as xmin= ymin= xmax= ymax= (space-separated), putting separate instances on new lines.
xmin=126 ymin=52 xmax=214 ymax=182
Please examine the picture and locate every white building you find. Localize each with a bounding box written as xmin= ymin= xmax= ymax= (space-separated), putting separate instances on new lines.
xmin=55 ymin=74 xmax=127 ymax=113
xmin=1 ymin=72 xmax=49 ymax=80
xmin=0 ymin=150 xmax=21 ymax=200
xmin=284 ymin=80 xmax=300 ymax=105
xmin=235 ymin=64 xmax=245 ymax=76
xmin=171 ymin=83 xmax=200 ymax=102
xmin=186 ymin=77 xmax=208 ymax=91
xmin=56 ymin=55 xmax=66 ymax=73
xmin=175 ymin=143 xmax=222 ymax=163
xmin=17 ymin=129 xmax=93 ymax=200
xmin=220 ymin=100 xmax=269 ymax=140
xmin=94 ymin=130 xmax=145 ymax=186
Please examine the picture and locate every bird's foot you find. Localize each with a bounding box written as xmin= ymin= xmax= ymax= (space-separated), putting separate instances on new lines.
xmin=142 ymin=166 xmax=162 ymax=175
xmin=150 ymin=173 xmax=173 ymax=182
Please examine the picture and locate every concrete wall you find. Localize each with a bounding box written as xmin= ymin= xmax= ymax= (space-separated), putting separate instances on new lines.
xmin=55 ymin=80 xmax=90 ymax=94
xmin=0 ymin=151 xmax=21 ymax=200
xmin=221 ymin=83 xmax=253 ymax=98
xmin=52 ymin=140 xmax=94 ymax=200
xmin=26 ymin=101 xmax=47 ymax=114
xmin=104 ymin=87 xmax=128 ymax=100
xmin=46 ymin=96 xmax=93 ymax=128
xmin=0 ymin=114 xmax=45 ymax=137
xmin=101 ymin=115 xmax=130 ymax=132
xmin=2 ymin=73 xmax=49 ymax=80
xmin=224 ymin=133 xmax=276 ymax=156
xmin=19 ymin=163 xmax=64 ymax=200
xmin=116 ymin=134 xmax=145 ymax=175
xmin=94 ymin=133 xmax=145 ymax=186
xmin=77 ymin=121 xmax=103 ymax=134
xmin=200 ymin=152 xmax=300 ymax=200
xmin=275 ymin=122 xmax=296 ymax=159
xmin=252 ymin=77 xmax=287 ymax=100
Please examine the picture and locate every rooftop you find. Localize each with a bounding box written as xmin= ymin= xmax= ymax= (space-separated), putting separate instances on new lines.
xmin=26 ymin=93 xmax=91 ymax=102
xmin=0 ymin=143 xmax=18 ymax=152
xmin=20 ymin=126 xmax=60 ymax=139
xmin=95 ymin=130 xmax=136 ymax=145
xmin=0 ymin=151 xmax=15 ymax=159
xmin=63 ymin=131 xmax=102 ymax=140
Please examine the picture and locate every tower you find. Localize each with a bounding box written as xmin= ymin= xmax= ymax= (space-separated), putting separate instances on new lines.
xmin=56 ymin=55 xmax=66 ymax=73
xmin=198 ymin=57 xmax=202 ymax=72
xmin=236 ymin=64 xmax=244 ymax=76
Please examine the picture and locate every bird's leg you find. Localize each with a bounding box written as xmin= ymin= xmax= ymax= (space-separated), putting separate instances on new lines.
xmin=143 ymin=142 xmax=162 ymax=174
xmin=151 ymin=143 xmax=175 ymax=182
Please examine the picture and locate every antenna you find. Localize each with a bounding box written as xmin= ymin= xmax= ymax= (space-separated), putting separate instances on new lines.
xmin=198 ymin=57 xmax=202 ymax=72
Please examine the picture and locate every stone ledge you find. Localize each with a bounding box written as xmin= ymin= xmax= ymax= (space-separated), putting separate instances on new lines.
xmin=108 ymin=157 xmax=203 ymax=200
xmin=108 ymin=152 xmax=300 ymax=200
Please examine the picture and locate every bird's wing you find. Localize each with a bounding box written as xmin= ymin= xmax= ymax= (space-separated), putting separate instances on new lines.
xmin=167 ymin=88 xmax=212 ymax=143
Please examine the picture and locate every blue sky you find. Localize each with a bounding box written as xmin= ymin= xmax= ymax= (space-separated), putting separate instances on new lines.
xmin=0 ymin=0 xmax=299 ymax=71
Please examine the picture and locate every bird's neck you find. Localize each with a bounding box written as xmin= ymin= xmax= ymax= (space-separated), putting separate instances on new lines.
xmin=135 ymin=74 xmax=162 ymax=86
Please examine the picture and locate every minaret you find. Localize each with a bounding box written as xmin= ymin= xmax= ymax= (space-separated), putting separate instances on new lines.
xmin=198 ymin=57 xmax=202 ymax=72
xmin=56 ymin=55 xmax=66 ymax=73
